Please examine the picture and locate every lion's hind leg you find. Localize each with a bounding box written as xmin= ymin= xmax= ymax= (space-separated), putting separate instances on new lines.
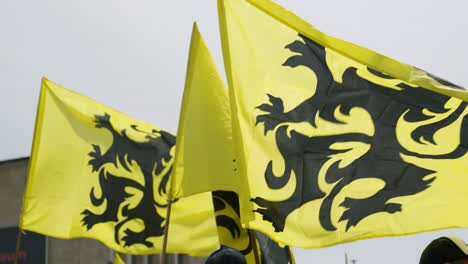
xmin=121 ymin=228 xmax=154 ymax=247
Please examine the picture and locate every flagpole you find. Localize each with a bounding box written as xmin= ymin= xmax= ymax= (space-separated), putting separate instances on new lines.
xmin=15 ymin=80 xmax=46 ymax=264
xmin=286 ymin=246 xmax=295 ymax=264
xmin=14 ymin=228 xmax=23 ymax=264
xmin=248 ymin=229 xmax=261 ymax=264
xmin=160 ymin=194 xmax=174 ymax=264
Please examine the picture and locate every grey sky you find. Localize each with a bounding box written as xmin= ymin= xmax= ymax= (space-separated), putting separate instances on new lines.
xmin=1 ymin=0 xmax=467 ymax=263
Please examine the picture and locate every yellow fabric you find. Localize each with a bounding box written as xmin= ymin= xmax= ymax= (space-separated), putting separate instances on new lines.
xmin=212 ymin=191 xmax=258 ymax=264
xmin=171 ymin=24 xmax=256 ymax=263
xmin=213 ymin=192 xmax=296 ymax=264
xmin=21 ymin=78 xmax=219 ymax=255
xmin=218 ymin=0 xmax=468 ymax=248
xmin=171 ymin=23 xmax=242 ymax=198
xmin=248 ymin=0 xmax=467 ymax=98
xmin=215 ymin=218 xmax=258 ymax=263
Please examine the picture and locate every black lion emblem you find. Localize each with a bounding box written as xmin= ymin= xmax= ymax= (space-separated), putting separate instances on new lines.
xmin=253 ymin=34 xmax=468 ymax=232
xmin=81 ymin=113 xmax=176 ymax=247
xmin=213 ymin=191 xmax=293 ymax=263
xmin=212 ymin=191 xmax=254 ymax=256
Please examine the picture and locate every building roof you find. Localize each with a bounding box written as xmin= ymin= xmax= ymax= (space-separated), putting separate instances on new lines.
xmin=0 ymin=157 xmax=29 ymax=167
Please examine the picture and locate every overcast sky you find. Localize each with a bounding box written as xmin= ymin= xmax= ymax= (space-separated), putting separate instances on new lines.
xmin=1 ymin=1 xmax=467 ymax=263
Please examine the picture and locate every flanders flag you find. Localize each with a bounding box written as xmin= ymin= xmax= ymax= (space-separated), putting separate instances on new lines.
xmin=20 ymin=78 xmax=219 ymax=255
xmin=212 ymin=191 xmax=258 ymax=263
xmin=171 ymin=23 xmax=244 ymax=198
xmin=212 ymin=191 xmax=295 ymax=264
xmin=219 ymin=0 xmax=468 ymax=248
xmin=173 ymin=24 xmax=293 ymax=263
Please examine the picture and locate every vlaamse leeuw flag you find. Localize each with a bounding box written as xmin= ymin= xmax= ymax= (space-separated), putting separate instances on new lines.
xmin=20 ymin=77 xmax=219 ymax=255
xmin=170 ymin=23 xmax=245 ymax=199
xmin=174 ymin=24 xmax=294 ymax=263
xmin=218 ymin=0 xmax=468 ymax=248
xmin=212 ymin=191 xmax=295 ymax=264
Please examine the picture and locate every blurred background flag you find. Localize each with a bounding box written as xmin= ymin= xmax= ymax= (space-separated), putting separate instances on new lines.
xmin=212 ymin=191 xmax=296 ymax=264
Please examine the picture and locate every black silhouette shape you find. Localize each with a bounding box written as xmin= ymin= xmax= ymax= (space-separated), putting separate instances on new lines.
xmin=213 ymin=191 xmax=295 ymax=263
xmin=81 ymin=113 xmax=176 ymax=247
xmin=213 ymin=191 xmax=253 ymax=255
xmin=254 ymin=34 xmax=468 ymax=232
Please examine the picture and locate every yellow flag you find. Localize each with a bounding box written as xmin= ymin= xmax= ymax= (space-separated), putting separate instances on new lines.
xmin=171 ymin=23 xmax=243 ymax=198
xmin=171 ymin=24 xmax=292 ymax=263
xmin=212 ymin=191 xmax=258 ymax=263
xmin=219 ymin=0 xmax=468 ymax=248
xmin=212 ymin=191 xmax=296 ymax=264
xmin=20 ymin=78 xmax=219 ymax=255
xmin=170 ymin=23 xmax=260 ymax=263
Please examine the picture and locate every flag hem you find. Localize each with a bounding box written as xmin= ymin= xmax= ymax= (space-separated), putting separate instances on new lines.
xmin=246 ymin=0 xmax=468 ymax=100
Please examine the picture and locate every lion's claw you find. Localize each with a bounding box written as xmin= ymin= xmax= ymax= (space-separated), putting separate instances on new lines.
xmin=255 ymin=94 xmax=286 ymax=134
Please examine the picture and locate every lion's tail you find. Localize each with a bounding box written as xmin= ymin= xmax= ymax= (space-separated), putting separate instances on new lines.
xmin=113 ymin=205 xmax=133 ymax=244
xmin=319 ymin=177 xmax=351 ymax=231
xmin=240 ymin=233 xmax=254 ymax=256
xmin=89 ymin=170 xmax=108 ymax=206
